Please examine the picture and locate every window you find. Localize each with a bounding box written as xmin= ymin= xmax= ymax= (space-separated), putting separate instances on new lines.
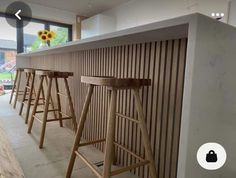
xmin=23 ymin=21 xmax=72 ymax=52
xmin=23 ymin=22 xmax=72 ymax=52
xmin=50 ymin=25 xmax=69 ymax=47
xmin=23 ymin=21 xmax=44 ymax=52
xmin=0 ymin=12 xmax=72 ymax=53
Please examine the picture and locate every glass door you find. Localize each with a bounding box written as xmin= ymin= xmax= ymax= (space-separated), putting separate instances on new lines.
xmin=0 ymin=17 xmax=17 ymax=91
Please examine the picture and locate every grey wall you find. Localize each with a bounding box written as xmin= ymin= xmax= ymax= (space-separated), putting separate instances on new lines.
xmin=229 ymin=0 xmax=236 ymax=26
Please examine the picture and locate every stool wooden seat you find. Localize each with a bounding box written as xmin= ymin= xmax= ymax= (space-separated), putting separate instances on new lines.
xmin=81 ymin=76 xmax=151 ymax=88
xmin=35 ymin=70 xmax=73 ymax=78
xmin=66 ymin=76 xmax=157 ymax=178
xmin=9 ymin=68 xmax=27 ymax=108
xmin=28 ymin=70 xmax=77 ymax=148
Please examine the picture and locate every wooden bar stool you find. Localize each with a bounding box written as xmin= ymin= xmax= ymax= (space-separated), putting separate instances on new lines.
xmin=19 ymin=69 xmax=58 ymax=124
xmin=27 ymin=70 xmax=77 ymax=148
xmin=66 ymin=76 xmax=157 ymax=178
xmin=9 ymin=68 xmax=25 ymax=108
xmin=19 ymin=68 xmax=36 ymax=124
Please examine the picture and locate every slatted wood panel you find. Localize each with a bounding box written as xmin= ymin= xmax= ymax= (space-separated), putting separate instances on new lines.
xmin=29 ymin=38 xmax=187 ymax=178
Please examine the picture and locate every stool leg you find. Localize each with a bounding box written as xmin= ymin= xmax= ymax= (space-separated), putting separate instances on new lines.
xmin=25 ymin=73 xmax=35 ymax=124
xmin=64 ymin=78 xmax=77 ymax=132
xmin=55 ymin=78 xmax=63 ymax=127
xmin=41 ymin=79 xmax=46 ymax=106
xmin=28 ymin=76 xmax=44 ymax=134
xmin=19 ymin=73 xmax=30 ymax=116
xmin=66 ymin=85 xmax=94 ymax=178
xmin=107 ymin=90 xmax=117 ymax=165
xmin=13 ymin=71 xmax=22 ymax=108
xmin=39 ymin=77 xmax=52 ymax=149
xmin=9 ymin=70 xmax=19 ymax=104
xmin=45 ymin=77 xmax=58 ymax=122
xmin=133 ymin=89 xmax=157 ymax=178
xmin=103 ymin=89 xmax=117 ymax=178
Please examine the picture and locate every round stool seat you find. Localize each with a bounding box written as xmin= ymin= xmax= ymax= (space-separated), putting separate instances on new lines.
xmin=81 ymin=76 xmax=151 ymax=88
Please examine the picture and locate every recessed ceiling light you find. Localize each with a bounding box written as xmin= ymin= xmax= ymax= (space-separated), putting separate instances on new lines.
xmin=216 ymin=13 xmax=220 ymax=17
xmin=221 ymin=13 xmax=225 ymax=17
xmin=211 ymin=13 xmax=215 ymax=17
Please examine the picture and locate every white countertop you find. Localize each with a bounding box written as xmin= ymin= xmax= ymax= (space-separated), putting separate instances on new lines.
xmin=17 ymin=13 xmax=199 ymax=58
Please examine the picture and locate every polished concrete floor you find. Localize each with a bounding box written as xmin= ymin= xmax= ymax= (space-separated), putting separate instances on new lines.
xmin=0 ymin=93 xmax=138 ymax=178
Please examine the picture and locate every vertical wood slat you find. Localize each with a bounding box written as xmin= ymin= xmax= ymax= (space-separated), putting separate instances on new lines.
xmin=29 ymin=38 xmax=187 ymax=178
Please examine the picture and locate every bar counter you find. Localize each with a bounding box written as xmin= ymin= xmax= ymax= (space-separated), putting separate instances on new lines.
xmin=16 ymin=13 xmax=236 ymax=178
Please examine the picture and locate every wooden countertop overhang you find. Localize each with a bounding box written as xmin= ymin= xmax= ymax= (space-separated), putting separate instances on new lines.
xmin=16 ymin=13 xmax=199 ymax=58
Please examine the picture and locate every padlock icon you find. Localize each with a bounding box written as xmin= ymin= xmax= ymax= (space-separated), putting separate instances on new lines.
xmin=206 ymin=150 xmax=217 ymax=163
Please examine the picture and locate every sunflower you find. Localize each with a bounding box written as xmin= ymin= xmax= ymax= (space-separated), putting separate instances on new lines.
xmin=43 ymin=30 xmax=49 ymax=35
xmin=38 ymin=30 xmax=44 ymax=37
xmin=47 ymin=31 xmax=56 ymax=40
xmin=38 ymin=30 xmax=56 ymax=44
xmin=40 ymin=34 xmax=48 ymax=42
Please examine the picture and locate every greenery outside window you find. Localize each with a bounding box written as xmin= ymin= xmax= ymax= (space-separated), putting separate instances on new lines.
xmin=50 ymin=25 xmax=69 ymax=47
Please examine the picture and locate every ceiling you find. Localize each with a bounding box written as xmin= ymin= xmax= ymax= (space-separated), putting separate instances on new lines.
xmin=23 ymin=0 xmax=130 ymax=17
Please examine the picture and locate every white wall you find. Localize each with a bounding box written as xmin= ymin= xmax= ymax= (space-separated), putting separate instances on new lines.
xmin=103 ymin=0 xmax=197 ymax=30
xmin=81 ymin=14 xmax=116 ymax=39
xmin=82 ymin=0 xmax=231 ymax=38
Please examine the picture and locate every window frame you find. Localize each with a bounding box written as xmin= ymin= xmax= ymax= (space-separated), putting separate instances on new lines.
xmin=0 ymin=12 xmax=72 ymax=53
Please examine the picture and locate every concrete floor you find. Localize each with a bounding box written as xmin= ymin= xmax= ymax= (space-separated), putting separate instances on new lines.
xmin=0 ymin=93 xmax=138 ymax=178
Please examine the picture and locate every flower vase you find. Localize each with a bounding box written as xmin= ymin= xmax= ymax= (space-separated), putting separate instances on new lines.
xmin=40 ymin=42 xmax=48 ymax=48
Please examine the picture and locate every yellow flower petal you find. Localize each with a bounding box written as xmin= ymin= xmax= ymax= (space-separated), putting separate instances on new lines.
xmin=38 ymin=30 xmax=44 ymax=37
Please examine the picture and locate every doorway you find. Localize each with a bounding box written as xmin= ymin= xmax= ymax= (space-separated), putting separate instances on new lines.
xmin=0 ymin=17 xmax=17 ymax=92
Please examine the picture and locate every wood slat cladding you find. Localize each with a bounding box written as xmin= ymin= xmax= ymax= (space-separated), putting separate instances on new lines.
xmin=29 ymin=38 xmax=187 ymax=178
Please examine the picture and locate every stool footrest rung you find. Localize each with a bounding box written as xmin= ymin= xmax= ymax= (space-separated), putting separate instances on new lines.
xmin=36 ymin=103 xmax=45 ymax=106
xmin=13 ymin=92 xmax=29 ymax=96
xmin=22 ymin=101 xmax=34 ymax=106
xmin=75 ymin=151 xmax=102 ymax=178
xmin=115 ymin=113 xmax=139 ymax=124
xmin=59 ymin=111 xmax=70 ymax=118
xmin=110 ymin=160 xmax=150 ymax=176
xmin=13 ymin=90 xmax=25 ymax=93
xmin=46 ymin=117 xmax=72 ymax=122
xmin=114 ymin=142 xmax=145 ymax=161
xmin=32 ymin=102 xmax=54 ymax=106
xmin=79 ymin=139 xmax=106 ymax=147
xmin=33 ymin=115 xmax=72 ymax=123
xmin=35 ymin=109 xmax=59 ymax=113
xmin=31 ymin=98 xmax=44 ymax=101
xmin=22 ymin=100 xmax=41 ymax=105
xmin=33 ymin=115 xmax=42 ymax=123
xmin=75 ymin=142 xmax=149 ymax=177
xmin=57 ymin=92 xmax=68 ymax=98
